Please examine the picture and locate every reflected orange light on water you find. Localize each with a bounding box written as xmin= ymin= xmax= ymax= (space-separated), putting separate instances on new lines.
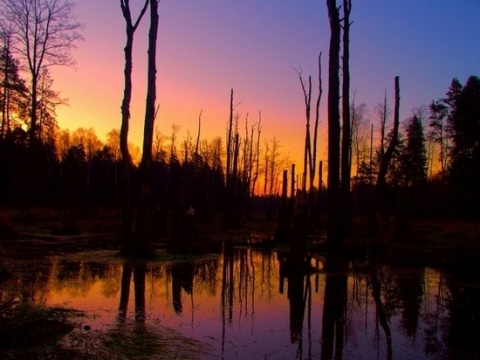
xmin=14 ymin=250 xmax=453 ymax=359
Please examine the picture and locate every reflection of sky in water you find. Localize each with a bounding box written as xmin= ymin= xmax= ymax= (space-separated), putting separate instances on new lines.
xmin=2 ymin=249 xmax=460 ymax=359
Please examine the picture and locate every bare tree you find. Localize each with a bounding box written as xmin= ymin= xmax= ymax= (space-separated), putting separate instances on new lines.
xmin=226 ymin=89 xmax=234 ymax=185
xmin=224 ymin=89 xmax=243 ymax=227
xmin=119 ymin=0 xmax=149 ymax=249
xmin=369 ymin=76 xmax=401 ymax=236
xmin=268 ymin=137 xmax=282 ymax=195
xmin=312 ymin=54 xmax=322 ymax=196
xmin=263 ymin=139 xmax=270 ymax=196
xmin=132 ymin=0 xmax=159 ymax=256
xmin=326 ymin=0 xmax=341 ymax=245
xmin=350 ymin=102 xmax=369 ymax=174
xmin=295 ymin=53 xmax=322 ymax=200
xmin=152 ymin=126 xmax=166 ymax=162
xmin=250 ymin=112 xmax=262 ymax=196
xmin=0 ymin=0 xmax=83 ymax=146
xmin=374 ymin=90 xmax=391 ymax=162
xmin=37 ymin=68 xmax=67 ymax=142
xmin=169 ymin=123 xmax=180 ymax=163
xmin=194 ymin=109 xmax=202 ymax=158
xmin=182 ymin=129 xmax=193 ymax=163
xmin=341 ymin=0 xmax=352 ymax=231
xmin=294 ymin=53 xmax=323 ymax=223
xmin=296 ymin=69 xmax=311 ymax=193
xmin=209 ymin=136 xmax=223 ymax=172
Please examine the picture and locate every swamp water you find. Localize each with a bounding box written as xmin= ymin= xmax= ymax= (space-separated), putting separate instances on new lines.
xmin=1 ymin=246 xmax=480 ymax=359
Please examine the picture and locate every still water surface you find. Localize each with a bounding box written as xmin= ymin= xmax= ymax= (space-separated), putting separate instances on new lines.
xmin=3 ymin=246 xmax=480 ymax=359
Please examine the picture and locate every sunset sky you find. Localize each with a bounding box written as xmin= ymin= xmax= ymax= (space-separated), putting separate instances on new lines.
xmin=51 ymin=0 xmax=480 ymax=166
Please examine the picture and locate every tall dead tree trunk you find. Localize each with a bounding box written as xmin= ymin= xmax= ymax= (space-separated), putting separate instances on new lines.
xmin=369 ymin=76 xmax=400 ymax=236
xmin=312 ymin=53 xmax=323 ymax=219
xmin=277 ymin=169 xmax=289 ymax=243
xmin=245 ymin=118 xmax=256 ymax=218
xmin=119 ymin=0 xmax=149 ymax=254
xmin=250 ymin=112 xmax=262 ymax=200
xmin=379 ymin=90 xmax=389 ymax=160
xmin=318 ymin=160 xmax=323 ymax=215
xmin=231 ymin=133 xmax=240 ymax=225
xmin=226 ymin=89 xmax=234 ymax=186
xmin=326 ymin=0 xmax=342 ymax=246
xmin=224 ymin=89 xmax=235 ymax=227
xmin=298 ymin=73 xmax=311 ymax=193
xmin=194 ymin=109 xmax=202 ymax=157
xmin=133 ymin=0 xmax=159 ymax=256
xmin=341 ymin=0 xmax=352 ymax=233
xmin=296 ymin=53 xmax=322 ymax=221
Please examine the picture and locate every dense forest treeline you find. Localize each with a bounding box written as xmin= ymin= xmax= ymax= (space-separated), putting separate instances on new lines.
xmin=1 ymin=68 xmax=479 ymax=222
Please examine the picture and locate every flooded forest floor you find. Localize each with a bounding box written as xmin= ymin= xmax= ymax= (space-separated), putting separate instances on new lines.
xmin=0 ymin=207 xmax=480 ymax=359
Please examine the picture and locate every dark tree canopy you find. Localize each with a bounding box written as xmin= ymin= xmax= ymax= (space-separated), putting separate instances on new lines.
xmin=429 ymin=75 xmax=480 ymax=218
xmin=0 ymin=44 xmax=28 ymax=138
xmin=402 ymin=115 xmax=427 ymax=188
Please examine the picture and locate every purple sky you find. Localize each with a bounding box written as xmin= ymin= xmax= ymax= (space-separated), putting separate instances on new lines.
xmin=51 ymin=0 xmax=480 ymax=165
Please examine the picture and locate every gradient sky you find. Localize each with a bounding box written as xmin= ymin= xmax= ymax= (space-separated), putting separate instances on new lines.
xmin=50 ymin=0 xmax=480 ymax=166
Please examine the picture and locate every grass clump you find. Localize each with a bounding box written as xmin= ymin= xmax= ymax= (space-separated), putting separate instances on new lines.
xmin=0 ymin=301 xmax=81 ymax=359
xmin=59 ymin=321 xmax=210 ymax=359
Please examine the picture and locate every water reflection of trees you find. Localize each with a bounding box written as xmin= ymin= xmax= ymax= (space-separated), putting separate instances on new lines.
xmin=370 ymin=266 xmax=393 ymax=360
xmin=49 ymin=260 xmax=118 ymax=298
xmin=171 ymin=263 xmax=194 ymax=315
xmin=320 ymin=257 xmax=348 ymax=360
xmin=117 ymin=263 xmax=147 ymax=323
xmin=4 ymin=250 xmax=480 ymax=358
xmin=444 ymin=269 xmax=480 ymax=356
xmin=274 ymin=255 xmax=475 ymax=360
xmin=220 ymin=245 xmax=278 ymax=357
xmin=221 ymin=245 xmax=277 ymax=323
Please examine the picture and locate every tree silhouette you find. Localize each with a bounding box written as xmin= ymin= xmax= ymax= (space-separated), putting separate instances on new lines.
xmin=36 ymin=68 xmax=67 ymax=143
xmin=132 ymin=0 xmax=159 ymax=256
xmin=0 ymin=0 xmax=83 ymax=146
xmin=326 ymin=0 xmax=342 ymax=246
xmin=119 ymin=0 xmax=149 ymax=251
xmin=0 ymin=33 xmax=28 ymax=140
xmin=340 ymin=0 xmax=352 ymax=234
xmin=447 ymin=76 xmax=480 ymax=217
xmin=402 ymin=115 xmax=427 ymax=189
xmin=369 ymin=76 xmax=400 ymax=236
xmin=429 ymin=100 xmax=449 ymax=174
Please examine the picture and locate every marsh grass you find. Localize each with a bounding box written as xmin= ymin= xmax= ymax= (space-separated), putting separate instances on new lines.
xmin=0 ymin=301 xmax=209 ymax=359
xmin=0 ymin=302 xmax=82 ymax=359
xmin=60 ymin=320 xmax=210 ymax=360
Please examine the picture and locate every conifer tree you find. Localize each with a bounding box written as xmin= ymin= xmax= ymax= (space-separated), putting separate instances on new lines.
xmin=0 ymin=44 xmax=28 ymax=138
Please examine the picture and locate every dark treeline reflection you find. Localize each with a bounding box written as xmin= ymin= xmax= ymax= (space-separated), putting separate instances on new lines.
xmin=2 ymin=250 xmax=480 ymax=359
